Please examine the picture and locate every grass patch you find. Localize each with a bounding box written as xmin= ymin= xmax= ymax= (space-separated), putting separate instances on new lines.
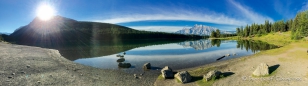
xmin=253 ymin=32 xmax=293 ymax=46
xmin=175 ymin=78 xmax=181 ymax=83
xmin=157 ymin=74 xmax=164 ymax=80
xmin=189 ymin=67 xmax=216 ymax=76
xmin=196 ymin=79 xmax=215 ymax=86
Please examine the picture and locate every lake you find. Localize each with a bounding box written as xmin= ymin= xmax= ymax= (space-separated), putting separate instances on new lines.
xmin=62 ymin=39 xmax=278 ymax=74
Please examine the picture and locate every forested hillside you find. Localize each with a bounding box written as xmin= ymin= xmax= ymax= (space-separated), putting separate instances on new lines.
xmin=236 ymin=10 xmax=308 ymax=40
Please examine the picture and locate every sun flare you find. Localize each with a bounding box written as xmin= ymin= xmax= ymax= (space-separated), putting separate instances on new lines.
xmin=36 ymin=4 xmax=56 ymax=21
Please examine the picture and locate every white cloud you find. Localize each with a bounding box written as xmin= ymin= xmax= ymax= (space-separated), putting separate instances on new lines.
xmin=94 ymin=8 xmax=247 ymax=26
xmin=228 ymin=0 xmax=274 ymax=23
xmin=300 ymin=1 xmax=308 ymax=12
xmin=89 ymin=0 xmax=275 ymax=32
xmin=128 ymin=26 xmax=186 ymax=32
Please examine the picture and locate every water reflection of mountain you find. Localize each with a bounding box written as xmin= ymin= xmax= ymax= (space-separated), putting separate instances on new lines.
xmin=57 ymin=39 xmax=192 ymax=61
xmin=178 ymin=39 xmax=212 ymax=50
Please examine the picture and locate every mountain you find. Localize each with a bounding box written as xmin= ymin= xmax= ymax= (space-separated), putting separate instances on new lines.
xmin=175 ymin=24 xmax=217 ymax=36
xmin=7 ymin=16 xmax=202 ymax=47
xmin=5 ymin=16 xmax=202 ymax=60
xmin=175 ymin=24 xmax=235 ymax=36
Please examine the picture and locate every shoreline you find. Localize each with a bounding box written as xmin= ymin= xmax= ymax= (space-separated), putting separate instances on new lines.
xmin=0 ymin=42 xmax=158 ymax=86
xmin=155 ymin=40 xmax=308 ymax=86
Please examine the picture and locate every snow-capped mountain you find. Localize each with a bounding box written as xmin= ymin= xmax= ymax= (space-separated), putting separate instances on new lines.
xmin=175 ymin=24 xmax=217 ymax=36
xmin=175 ymin=24 xmax=235 ymax=36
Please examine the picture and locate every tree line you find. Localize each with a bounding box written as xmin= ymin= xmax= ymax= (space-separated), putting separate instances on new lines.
xmin=236 ymin=10 xmax=308 ymax=40
xmin=210 ymin=29 xmax=237 ymax=38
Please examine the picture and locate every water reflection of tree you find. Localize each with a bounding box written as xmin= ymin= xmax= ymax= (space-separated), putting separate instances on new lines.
xmin=236 ymin=40 xmax=277 ymax=53
xmin=211 ymin=39 xmax=221 ymax=47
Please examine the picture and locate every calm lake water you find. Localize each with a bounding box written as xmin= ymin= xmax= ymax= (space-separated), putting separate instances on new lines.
xmin=70 ymin=39 xmax=277 ymax=73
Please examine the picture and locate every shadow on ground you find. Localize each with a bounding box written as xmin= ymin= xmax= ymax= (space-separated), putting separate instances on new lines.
xmin=269 ymin=64 xmax=280 ymax=74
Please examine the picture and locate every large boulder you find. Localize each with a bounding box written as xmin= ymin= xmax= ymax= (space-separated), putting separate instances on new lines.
xmin=175 ymin=71 xmax=192 ymax=83
xmin=161 ymin=66 xmax=173 ymax=78
xmin=143 ymin=63 xmax=151 ymax=69
xmin=253 ymin=63 xmax=269 ymax=76
xmin=203 ymin=70 xmax=221 ymax=81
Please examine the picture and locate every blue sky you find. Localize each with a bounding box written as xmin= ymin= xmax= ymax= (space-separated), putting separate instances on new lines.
xmin=0 ymin=0 xmax=308 ymax=33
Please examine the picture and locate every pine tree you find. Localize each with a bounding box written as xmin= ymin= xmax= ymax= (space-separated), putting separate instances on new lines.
xmin=215 ymin=29 xmax=221 ymax=38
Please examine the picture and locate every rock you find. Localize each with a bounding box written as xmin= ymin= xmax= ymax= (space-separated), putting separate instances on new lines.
xmin=143 ymin=63 xmax=151 ymax=69
xmin=203 ymin=70 xmax=221 ymax=81
xmin=26 ymin=65 xmax=30 ymax=68
xmin=134 ymin=74 xmax=138 ymax=79
xmin=37 ymin=81 xmax=41 ymax=83
xmin=118 ymin=63 xmax=131 ymax=68
xmin=134 ymin=74 xmax=137 ymax=77
xmin=226 ymin=54 xmax=230 ymax=56
xmin=116 ymin=57 xmax=125 ymax=62
xmin=252 ymin=63 xmax=269 ymax=76
xmin=8 ymin=76 xmax=13 ymax=78
xmin=12 ymin=73 xmax=15 ymax=75
xmin=140 ymin=73 xmax=143 ymax=76
xmin=21 ymin=71 xmax=25 ymax=74
xmin=175 ymin=71 xmax=192 ymax=83
xmin=161 ymin=66 xmax=173 ymax=78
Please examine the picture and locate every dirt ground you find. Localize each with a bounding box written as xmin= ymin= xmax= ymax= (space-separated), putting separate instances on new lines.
xmin=0 ymin=43 xmax=159 ymax=86
xmin=155 ymin=42 xmax=308 ymax=86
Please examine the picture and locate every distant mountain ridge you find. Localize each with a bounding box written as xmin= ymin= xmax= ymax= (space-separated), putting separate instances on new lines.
xmin=175 ymin=24 xmax=235 ymax=36
xmin=0 ymin=32 xmax=10 ymax=35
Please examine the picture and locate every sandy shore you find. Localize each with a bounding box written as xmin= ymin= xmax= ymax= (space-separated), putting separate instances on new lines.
xmin=155 ymin=42 xmax=308 ymax=86
xmin=0 ymin=43 xmax=159 ymax=86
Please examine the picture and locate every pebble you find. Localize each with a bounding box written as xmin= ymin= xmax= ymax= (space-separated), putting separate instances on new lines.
xmin=21 ymin=71 xmax=25 ymax=74
xmin=12 ymin=73 xmax=15 ymax=75
xmin=133 ymin=74 xmax=137 ymax=77
xmin=140 ymin=74 xmax=143 ymax=76
xmin=37 ymin=81 xmax=41 ymax=83
xmin=8 ymin=76 xmax=13 ymax=78
xmin=26 ymin=65 xmax=30 ymax=68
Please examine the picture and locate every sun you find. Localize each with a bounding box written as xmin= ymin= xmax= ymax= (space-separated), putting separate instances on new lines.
xmin=36 ymin=4 xmax=56 ymax=21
